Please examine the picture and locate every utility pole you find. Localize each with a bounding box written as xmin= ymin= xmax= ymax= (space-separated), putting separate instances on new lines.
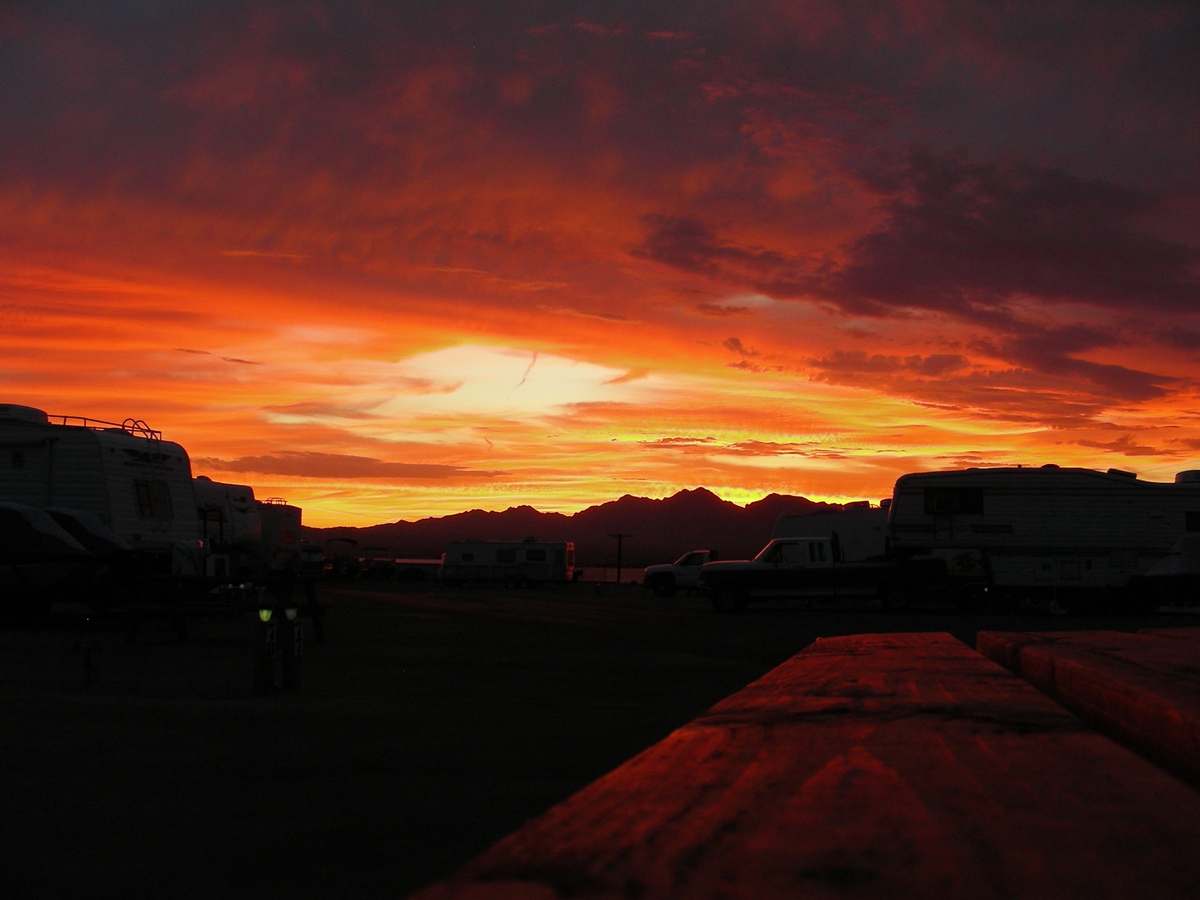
xmin=608 ymin=533 xmax=632 ymax=586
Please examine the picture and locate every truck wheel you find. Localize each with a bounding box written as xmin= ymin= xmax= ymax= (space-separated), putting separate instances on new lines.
xmin=880 ymin=582 xmax=912 ymax=611
xmin=651 ymin=576 xmax=677 ymax=598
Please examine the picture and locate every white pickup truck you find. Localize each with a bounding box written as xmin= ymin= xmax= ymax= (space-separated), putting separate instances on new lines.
xmin=698 ymin=537 xmax=948 ymax=612
xmin=643 ymin=550 xmax=715 ymax=597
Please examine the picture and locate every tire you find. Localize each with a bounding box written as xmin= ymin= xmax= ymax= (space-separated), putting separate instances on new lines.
xmin=880 ymin=581 xmax=912 ymax=611
xmin=711 ymin=588 xmax=747 ymax=614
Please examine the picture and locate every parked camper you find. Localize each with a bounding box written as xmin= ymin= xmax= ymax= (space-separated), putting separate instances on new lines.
xmin=887 ymin=465 xmax=1200 ymax=608
xmin=193 ymin=478 xmax=303 ymax=577
xmin=0 ymin=404 xmax=314 ymax=620
xmin=256 ymin=496 xmax=303 ymax=573
xmin=0 ymin=405 xmax=200 ymax=571
xmin=441 ymin=538 xmax=575 ymax=586
xmin=773 ymin=501 xmax=889 ymax=562
xmin=194 ymin=476 xmax=263 ymax=577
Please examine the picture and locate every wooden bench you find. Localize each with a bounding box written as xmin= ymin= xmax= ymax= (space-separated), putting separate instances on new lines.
xmin=412 ymin=632 xmax=1200 ymax=899
xmin=978 ymin=627 xmax=1200 ymax=788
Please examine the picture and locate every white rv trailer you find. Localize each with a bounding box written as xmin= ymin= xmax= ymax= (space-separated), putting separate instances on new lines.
xmin=441 ymin=538 xmax=575 ymax=586
xmin=0 ymin=404 xmax=200 ymax=569
xmin=194 ymin=478 xmax=305 ymax=577
xmin=257 ymin=497 xmax=303 ymax=572
xmin=887 ymin=464 xmax=1200 ymax=605
xmin=773 ymin=501 xmax=889 ymax=562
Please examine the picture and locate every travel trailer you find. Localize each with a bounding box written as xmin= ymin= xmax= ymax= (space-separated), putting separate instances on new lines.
xmin=441 ymin=538 xmax=575 ymax=586
xmin=0 ymin=404 xmax=309 ymax=614
xmin=0 ymin=404 xmax=201 ymax=572
xmin=887 ymin=464 xmax=1200 ymax=606
xmin=257 ymin=497 xmax=303 ymax=573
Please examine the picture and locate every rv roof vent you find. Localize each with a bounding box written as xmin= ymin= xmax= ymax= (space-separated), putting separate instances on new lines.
xmin=0 ymin=404 xmax=49 ymax=424
xmin=1107 ymin=468 xmax=1137 ymax=479
xmin=880 ymin=498 xmax=891 ymax=510
xmin=1041 ymin=463 xmax=1060 ymax=469
xmin=1175 ymin=471 xmax=1200 ymax=484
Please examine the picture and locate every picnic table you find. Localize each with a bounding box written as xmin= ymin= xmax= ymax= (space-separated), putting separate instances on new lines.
xmin=413 ymin=630 xmax=1200 ymax=899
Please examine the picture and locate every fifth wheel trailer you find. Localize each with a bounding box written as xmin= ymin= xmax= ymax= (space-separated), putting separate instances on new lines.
xmin=0 ymin=404 xmax=312 ymax=620
xmin=0 ymin=404 xmax=201 ymax=573
xmin=886 ymin=464 xmax=1200 ymax=607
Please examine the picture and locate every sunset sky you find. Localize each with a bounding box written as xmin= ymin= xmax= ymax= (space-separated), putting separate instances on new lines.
xmin=3 ymin=2 xmax=1199 ymax=526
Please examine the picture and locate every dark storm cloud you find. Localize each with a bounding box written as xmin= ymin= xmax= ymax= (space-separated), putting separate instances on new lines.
xmin=970 ymin=321 xmax=1175 ymax=404
xmin=637 ymin=152 xmax=1199 ymax=323
xmin=808 ymin=350 xmax=970 ymax=379
xmin=833 ymin=152 xmax=1200 ymax=315
xmin=632 ymin=214 xmax=819 ymax=298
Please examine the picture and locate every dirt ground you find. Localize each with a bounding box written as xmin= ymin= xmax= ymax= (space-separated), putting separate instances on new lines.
xmin=2 ymin=582 xmax=1196 ymax=898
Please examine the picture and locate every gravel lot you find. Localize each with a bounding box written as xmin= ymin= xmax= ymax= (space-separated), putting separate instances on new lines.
xmin=2 ymin=583 xmax=1196 ymax=898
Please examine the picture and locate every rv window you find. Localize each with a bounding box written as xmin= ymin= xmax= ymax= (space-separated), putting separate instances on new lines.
xmin=496 ymin=549 xmax=517 ymax=564
xmin=924 ymin=487 xmax=984 ymax=515
xmin=199 ymin=508 xmax=226 ymax=541
xmin=134 ymin=479 xmax=174 ymax=521
xmin=526 ymin=549 xmax=547 ymax=562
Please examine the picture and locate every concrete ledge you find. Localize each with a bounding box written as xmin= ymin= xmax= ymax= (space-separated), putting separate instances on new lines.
xmin=413 ymin=632 xmax=1200 ymax=899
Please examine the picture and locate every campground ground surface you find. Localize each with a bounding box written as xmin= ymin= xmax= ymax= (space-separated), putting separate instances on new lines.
xmin=2 ymin=582 xmax=1197 ymax=898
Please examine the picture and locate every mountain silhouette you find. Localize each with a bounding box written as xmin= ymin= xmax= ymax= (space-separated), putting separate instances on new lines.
xmin=302 ymin=488 xmax=837 ymax=569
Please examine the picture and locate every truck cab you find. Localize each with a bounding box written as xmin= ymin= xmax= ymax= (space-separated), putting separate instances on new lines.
xmin=643 ymin=550 xmax=714 ymax=597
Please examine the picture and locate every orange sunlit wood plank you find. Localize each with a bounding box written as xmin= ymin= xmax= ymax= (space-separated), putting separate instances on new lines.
xmin=413 ymin=632 xmax=1200 ymax=899
xmin=977 ymin=628 xmax=1200 ymax=788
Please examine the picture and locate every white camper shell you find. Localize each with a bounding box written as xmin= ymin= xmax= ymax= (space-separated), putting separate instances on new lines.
xmin=0 ymin=405 xmax=199 ymax=564
xmin=773 ymin=501 xmax=889 ymax=562
xmin=441 ymin=538 xmax=575 ymax=586
xmin=887 ymin=465 xmax=1200 ymax=604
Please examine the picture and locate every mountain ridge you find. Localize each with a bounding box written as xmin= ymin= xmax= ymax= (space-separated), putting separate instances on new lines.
xmin=302 ymin=487 xmax=846 ymax=568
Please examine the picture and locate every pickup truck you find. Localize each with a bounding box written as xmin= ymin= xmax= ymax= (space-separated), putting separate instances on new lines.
xmin=643 ymin=550 xmax=715 ymax=597
xmin=698 ymin=537 xmax=946 ymax=612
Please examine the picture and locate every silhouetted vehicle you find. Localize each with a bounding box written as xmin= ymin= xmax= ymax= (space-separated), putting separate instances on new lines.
xmin=887 ymin=464 xmax=1200 ymax=609
xmin=643 ymin=550 xmax=715 ymax=597
xmin=699 ymin=536 xmax=947 ymax=613
xmin=323 ymin=537 xmax=360 ymax=579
